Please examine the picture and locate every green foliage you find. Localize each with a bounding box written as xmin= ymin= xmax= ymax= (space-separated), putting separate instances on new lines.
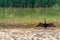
xmin=0 ymin=6 xmax=60 ymax=19
xmin=0 ymin=0 xmax=57 ymax=7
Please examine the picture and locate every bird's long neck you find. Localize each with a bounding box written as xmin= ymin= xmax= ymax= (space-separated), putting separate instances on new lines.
xmin=44 ymin=18 xmax=46 ymax=24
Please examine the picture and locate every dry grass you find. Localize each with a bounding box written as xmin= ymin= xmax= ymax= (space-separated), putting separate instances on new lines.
xmin=0 ymin=18 xmax=60 ymax=29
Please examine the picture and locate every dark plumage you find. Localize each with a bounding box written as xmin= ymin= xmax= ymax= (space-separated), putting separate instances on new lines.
xmin=36 ymin=19 xmax=56 ymax=28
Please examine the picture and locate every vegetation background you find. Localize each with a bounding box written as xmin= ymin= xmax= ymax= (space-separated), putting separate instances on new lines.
xmin=0 ymin=0 xmax=60 ymax=24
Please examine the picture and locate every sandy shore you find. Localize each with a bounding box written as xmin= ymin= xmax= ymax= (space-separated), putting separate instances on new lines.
xmin=0 ymin=28 xmax=60 ymax=40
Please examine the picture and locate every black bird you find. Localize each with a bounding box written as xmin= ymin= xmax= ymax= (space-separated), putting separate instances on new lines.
xmin=36 ymin=19 xmax=56 ymax=28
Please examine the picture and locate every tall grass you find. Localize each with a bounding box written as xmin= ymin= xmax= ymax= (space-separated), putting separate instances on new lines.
xmin=0 ymin=6 xmax=60 ymax=20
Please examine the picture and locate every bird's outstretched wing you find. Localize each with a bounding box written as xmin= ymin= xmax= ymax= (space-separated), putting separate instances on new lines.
xmin=36 ymin=23 xmax=43 ymax=27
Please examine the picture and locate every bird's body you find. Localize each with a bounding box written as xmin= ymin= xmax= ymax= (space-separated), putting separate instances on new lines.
xmin=36 ymin=19 xmax=56 ymax=28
